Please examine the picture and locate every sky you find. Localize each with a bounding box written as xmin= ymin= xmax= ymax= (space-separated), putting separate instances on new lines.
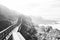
xmin=0 ymin=0 xmax=60 ymax=20
xmin=1 ymin=0 xmax=60 ymax=31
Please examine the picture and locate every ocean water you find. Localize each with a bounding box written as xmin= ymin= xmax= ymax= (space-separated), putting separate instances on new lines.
xmin=50 ymin=24 xmax=60 ymax=30
xmin=39 ymin=24 xmax=60 ymax=30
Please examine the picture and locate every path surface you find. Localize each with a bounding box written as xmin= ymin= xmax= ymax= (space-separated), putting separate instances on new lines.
xmin=12 ymin=26 xmax=25 ymax=40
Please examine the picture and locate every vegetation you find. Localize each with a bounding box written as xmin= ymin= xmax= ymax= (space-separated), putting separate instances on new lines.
xmin=18 ymin=15 xmax=37 ymax=40
xmin=18 ymin=15 xmax=60 ymax=40
xmin=36 ymin=25 xmax=60 ymax=40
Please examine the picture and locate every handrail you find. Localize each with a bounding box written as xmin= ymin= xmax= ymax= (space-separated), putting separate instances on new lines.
xmin=0 ymin=20 xmax=17 ymax=33
xmin=0 ymin=17 xmax=22 ymax=40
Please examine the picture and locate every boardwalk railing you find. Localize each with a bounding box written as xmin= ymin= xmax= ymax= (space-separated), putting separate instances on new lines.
xmin=0 ymin=17 xmax=22 ymax=40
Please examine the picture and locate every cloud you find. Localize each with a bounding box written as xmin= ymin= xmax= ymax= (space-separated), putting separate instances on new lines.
xmin=48 ymin=0 xmax=60 ymax=8
xmin=0 ymin=0 xmax=60 ymax=20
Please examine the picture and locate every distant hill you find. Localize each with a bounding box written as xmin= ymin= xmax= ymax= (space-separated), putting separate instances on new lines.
xmin=30 ymin=16 xmax=58 ymax=24
xmin=0 ymin=5 xmax=18 ymax=22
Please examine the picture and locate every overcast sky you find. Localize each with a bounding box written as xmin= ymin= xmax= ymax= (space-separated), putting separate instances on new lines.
xmin=0 ymin=0 xmax=60 ymax=20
